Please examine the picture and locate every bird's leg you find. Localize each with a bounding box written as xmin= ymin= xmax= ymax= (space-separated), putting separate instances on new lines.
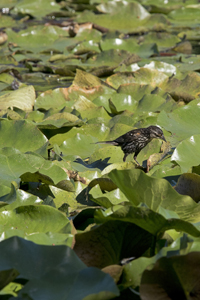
xmin=134 ymin=154 xmax=141 ymax=166
xmin=123 ymin=153 xmax=128 ymax=162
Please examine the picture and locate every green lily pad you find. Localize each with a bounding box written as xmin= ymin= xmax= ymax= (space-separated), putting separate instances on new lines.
xmin=108 ymin=168 xmax=200 ymax=222
xmin=174 ymin=173 xmax=200 ymax=203
xmin=171 ymin=134 xmax=200 ymax=172
xmin=107 ymin=68 xmax=168 ymax=90
xmin=0 ymin=204 xmax=70 ymax=234
xmin=74 ymin=220 xmax=153 ymax=268
xmin=107 ymin=94 xmax=138 ymax=113
xmin=49 ymin=123 xmax=110 ymax=146
xmin=144 ymin=61 xmax=177 ymax=76
xmin=35 ymin=88 xmax=72 ymax=110
xmin=95 ymin=205 xmax=200 ymax=238
xmin=89 ymin=184 xmax=128 ymax=208
xmin=37 ymin=112 xmax=84 ymax=129
xmin=169 ymin=7 xmax=200 ymax=22
xmin=0 ymin=85 xmax=35 ymax=111
xmin=0 ymin=228 xmax=73 ymax=247
xmin=0 ymin=237 xmax=119 ymax=299
xmin=76 ymin=2 xmax=150 ymax=31
xmin=160 ymin=72 xmax=200 ymax=102
xmin=88 ymin=49 xmax=141 ymax=68
xmin=0 ymin=120 xmax=47 ymax=152
xmin=118 ymin=83 xmax=154 ymax=99
xmin=0 ymin=184 xmax=42 ymax=209
xmin=50 ymin=185 xmax=78 ymax=210
xmin=158 ymin=99 xmax=200 ymax=146
xmin=143 ymin=32 xmax=180 ymax=50
xmin=13 ymin=0 xmax=61 ymax=19
xmin=0 ymin=149 xmax=70 ymax=187
xmin=149 ymin=160 xmax=182 ymax=179
xmin=60 ymin=133 xmax=97 ymax=159
xmin=72 ymin=40 xmax=100 ymax=55
xmin=140 ymin=252 xmax=200 ymax=300
xmin=6 ymin=26 xmax=68 ymax=53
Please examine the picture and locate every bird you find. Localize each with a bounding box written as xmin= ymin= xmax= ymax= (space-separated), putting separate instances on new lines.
xmin=95 ymin=125 xmax=166 ymax=165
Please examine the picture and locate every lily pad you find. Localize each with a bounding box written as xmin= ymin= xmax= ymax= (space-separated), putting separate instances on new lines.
xmin=107 ymin=68 xmax=168 ymax=90
xmin=174 ymin=173 xmax=200 ymax=203
xmin=13 ymin=0 xmax=61 ymax=18
xmin=0 ymin=237 xmax=119 ymax=299
xmin=140 ymin=252 xmax=200 ymax=300
xmin=0 ymin=120 xmax=47 ymax=152
xmin=74 ymin=220 xmax=153 ymax=268
xmin=108 ymin=168 xmax=200 ymax=222
xmin=0 ymin=85 xmax=35 ymax=111
xmin=171 ymin=134 xmax=200 ymax=172
xmin=158 ymin=99 xmax=200 ymax=146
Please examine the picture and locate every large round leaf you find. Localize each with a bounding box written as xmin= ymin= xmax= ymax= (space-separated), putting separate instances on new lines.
xmin=95 ymin=205 xmax=200 ymax=238
xmin=0 ymin=150 xmax=69 ymax=187
xmin=35 ymin=88 xmax=72 ymax=110
xmin=60 ymin=133 xmax=97 ymax=158
xmin=76 ymin=2 xmax=150 ymax=31
xmin=0 ymin=237 xmax=119 ymax=300
xmin=6 ymin=25 xmax=68 ymax=52
xmin=0 ymin=86 xmax=35 ymax=111
xmin=13 ymin=0 xmax=61 ymax=18
xmin=0 ymin=204 xmax=70 ymax=234
xmin=171 ymin=134 xmax=200 ymax=172
xmin=158 ymin=99 xmax=200 ymax=146
xmin=0 ymin=120 xmax=47 ymax=152
xmin=74 ymin=220 xmax=153 ymax=268
xmin=108 ymin=169 xmax=200 ymax=222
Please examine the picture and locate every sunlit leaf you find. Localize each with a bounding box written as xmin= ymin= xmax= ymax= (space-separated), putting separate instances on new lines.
xmin=108 ymin=168 xmax=200 ymax=222
xmin=0 ymin=86 xmax=35 ymax=111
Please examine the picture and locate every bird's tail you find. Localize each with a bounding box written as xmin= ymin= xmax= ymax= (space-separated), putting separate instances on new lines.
xmin=94 ymin=141 xmax=119 ymax=146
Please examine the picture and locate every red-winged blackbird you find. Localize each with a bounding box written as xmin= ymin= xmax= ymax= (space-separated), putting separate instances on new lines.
xmin=95 ymin=125 xmax=166 ymax=165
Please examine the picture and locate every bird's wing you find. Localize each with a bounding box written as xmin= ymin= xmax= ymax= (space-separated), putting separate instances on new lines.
xmin=114 ymin=129 xmax=143 ymax=144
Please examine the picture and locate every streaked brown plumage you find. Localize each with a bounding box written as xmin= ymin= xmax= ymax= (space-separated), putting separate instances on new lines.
xmin=95 ymin=125 xmax=166 ymax=165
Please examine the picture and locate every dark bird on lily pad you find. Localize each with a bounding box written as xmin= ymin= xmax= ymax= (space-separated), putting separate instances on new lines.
xmin=95 ymin=125 xmax=166 ymax=165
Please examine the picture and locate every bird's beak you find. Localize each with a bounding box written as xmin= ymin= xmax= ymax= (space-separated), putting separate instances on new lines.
xmin=161 ymin=135 xmax=166 ymax=142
